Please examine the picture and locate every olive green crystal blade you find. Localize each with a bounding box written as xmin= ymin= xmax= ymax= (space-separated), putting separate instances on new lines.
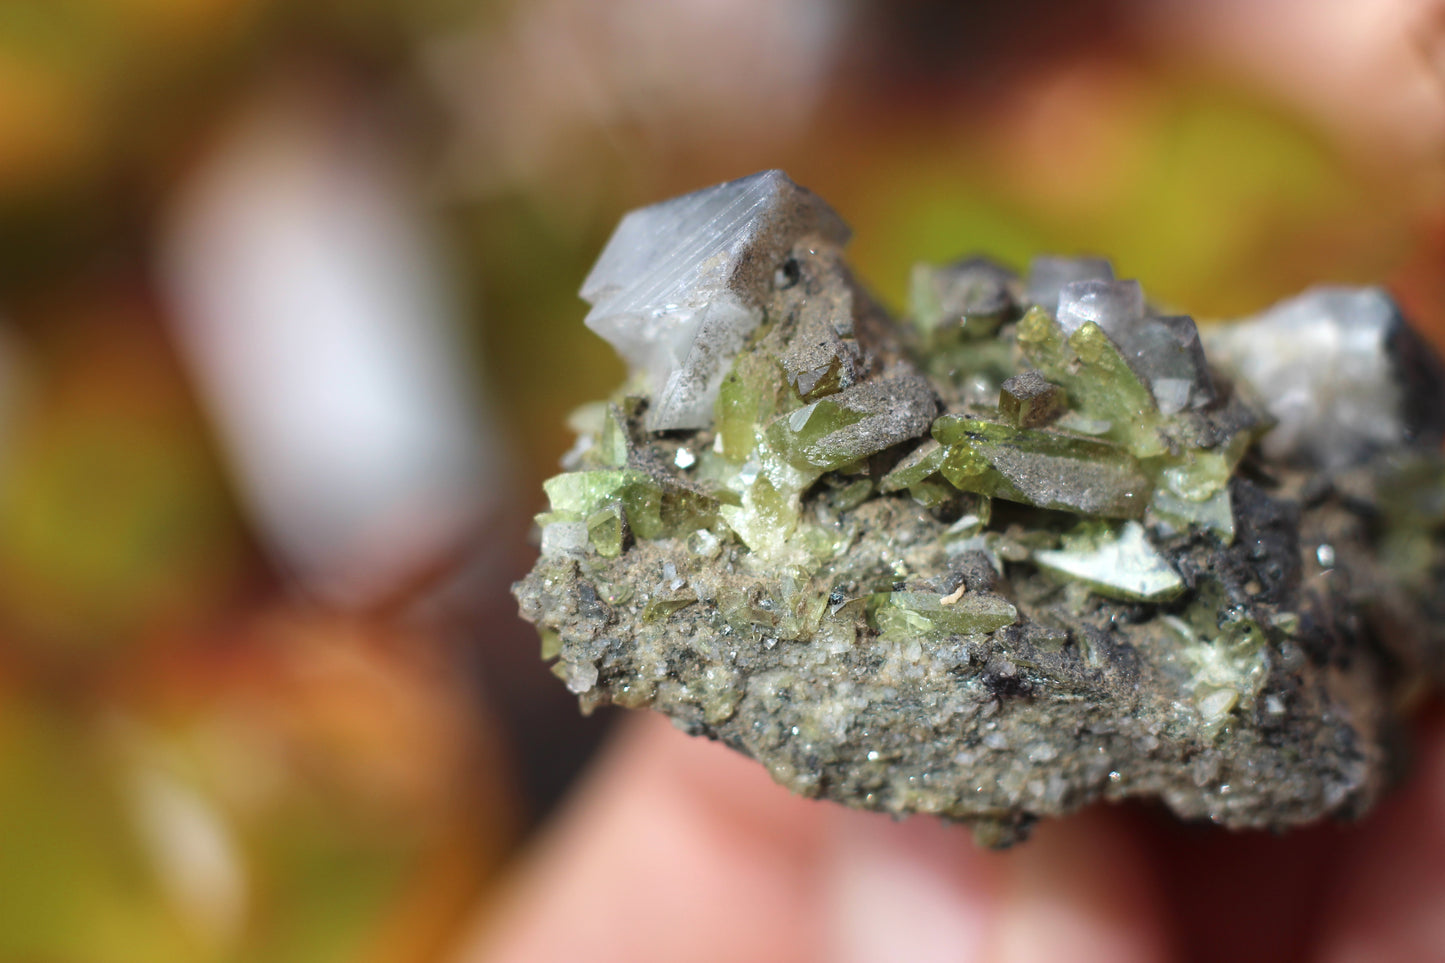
xmin=932 ymin=415 xmax=1153 ymax=518
xmin=868 ymin=590 xmax=1018 ymax=637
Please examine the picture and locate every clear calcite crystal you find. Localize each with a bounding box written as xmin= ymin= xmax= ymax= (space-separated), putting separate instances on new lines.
xmin=1120 ymin=314 xmax=1216 ymax=415
xmin=517 ymin=172 xmax=1445 ymax=847
xmin=581 ymin=170 xmax=850 ymax=430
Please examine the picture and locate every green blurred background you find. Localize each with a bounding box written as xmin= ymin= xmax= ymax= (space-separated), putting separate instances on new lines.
xmin=0 ymin=0 xmax=1442 ymax=960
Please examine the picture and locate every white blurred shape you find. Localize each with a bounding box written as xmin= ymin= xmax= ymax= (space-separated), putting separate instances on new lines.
xmin=428 ymin=0 xmax=853 ymax=195
xmin=128 ymin=763 xmax=247 ymax=948
xmin=1143 ymin=0 xmax=1445 ymax=164
xmin=161 ymin=85 xmax=499 ymax=605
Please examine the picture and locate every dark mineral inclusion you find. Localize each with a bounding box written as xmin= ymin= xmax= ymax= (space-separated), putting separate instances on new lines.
xmin=513 ymin=170 xmax=1445 ymax=846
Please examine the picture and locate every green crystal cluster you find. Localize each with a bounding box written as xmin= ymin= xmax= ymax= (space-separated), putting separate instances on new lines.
xmin=515 ymin=171 xmax=1445 ymax=845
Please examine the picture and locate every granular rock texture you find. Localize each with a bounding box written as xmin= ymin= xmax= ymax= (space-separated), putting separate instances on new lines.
xmin=514 ymin=170 xmax=1445 ymax=845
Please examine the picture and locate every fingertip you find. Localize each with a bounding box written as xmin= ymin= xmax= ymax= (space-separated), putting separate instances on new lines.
xmin=624 ymin=712 xmax=826 ymax=851
xmin=986 ymin=808 xmax=1171 ymax=963
xmin=824 ymin=808 xmax=1002 ymax=963
xmin=1315 ymin=706 xmax=1445 ymax=963
xmin=822 ymin=803 xmax=1169 ymax=963
xmin=460 ymin=714 xmax=1173 ymax=963
xmin=454 ymin=713 xmax=827 ymax=963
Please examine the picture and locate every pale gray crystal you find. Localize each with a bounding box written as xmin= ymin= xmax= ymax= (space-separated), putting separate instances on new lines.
xmin=1116 ymin=315 xmax=1216 ymax=415
xmin=1204 ymin=287 xmax=1405 ymax=470
xmin=539 ymin=520 xmax=589 ymax=557
xmin=1055 ymin=279 xmax=1146 ymax=336
xmin=580 ymin=170 xmax=850 ymax=430
xmin=1025 ymin=255 xmax=1114 ymax=311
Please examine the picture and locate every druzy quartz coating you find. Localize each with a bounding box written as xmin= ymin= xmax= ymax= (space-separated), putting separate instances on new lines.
xmin=514 ymin=170 xmax=1445 ymax=846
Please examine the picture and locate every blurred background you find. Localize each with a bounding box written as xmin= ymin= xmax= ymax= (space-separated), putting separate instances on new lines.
xmin=0 ymin=0 xmax=1442 ymax=960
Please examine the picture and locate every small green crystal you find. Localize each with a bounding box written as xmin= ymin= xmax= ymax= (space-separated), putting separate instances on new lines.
xmin=716 ymin=348 xmax=790 ymax=464
xmin=585 ymin=503 xmax=625 ymax=557
xmin=999 ymin=370 xmax=1066 ymax=429
xmin=766 ymin=395 xmax=873 ymax=474
xmin=642 ymin=591 xmax=697 ymax=621
xmin=543 ymin=469 xmax=718 ymax=541
xmin=1018 ymin=308 xmax=1164 ymax=457
xmin=867 ymin=590 xmax=1018 ymax=638
xmin=878 ymin=438 xmax=950 ymax=507
xmin=718 ymin=474 xmax=798 ymax=558
xmin=764 ymin=375 xmax=936 ymax=482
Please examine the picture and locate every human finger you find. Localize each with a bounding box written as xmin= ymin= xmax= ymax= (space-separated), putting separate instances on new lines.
xmin=1313 ymin=704 xmax=1445 ymax=963
xmin=456 ymin=712 xmax=1171 ymax=963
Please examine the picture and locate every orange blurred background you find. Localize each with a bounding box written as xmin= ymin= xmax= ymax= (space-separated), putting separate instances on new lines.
xmin=0 ymin=1 xmax=1442 ymax=960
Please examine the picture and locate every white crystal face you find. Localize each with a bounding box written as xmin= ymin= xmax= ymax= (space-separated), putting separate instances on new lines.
xmin=580 ymin=169 xmax=849 ymax=430
xmin=1055 ymin=279 xmax=1145 ymax=335
xmin=1034 ymin=521 xmax=1184 ymax=602
xmin=1119 ymin=314 xmax=1216 ymax=416
xmin=1205 ymin=286 xmax=1404 ymax=470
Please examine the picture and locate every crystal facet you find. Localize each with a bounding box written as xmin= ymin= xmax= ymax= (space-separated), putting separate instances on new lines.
xmin=581 ymin=170 xmax=850 ymax=430
xmin=1055 ymin=280 xmax=1215 ymax=415
xmin=1055 ymin=278 xmax=1146 ymax=336
xmin=999 ymin=370 xmax=1066 ymax=428
xmin=1118 ymin=314 xmax=1216 ymax=415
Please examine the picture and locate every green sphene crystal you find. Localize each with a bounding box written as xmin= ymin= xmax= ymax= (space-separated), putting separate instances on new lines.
xmin=516 ymin=171 xmax=1445 ymax=848
xmin=999 ymin=370 xmax=1067 ymax=429
xmin=868 ymin=590 xmax=1018 ymax=637
xmin=543 ymin=468 xmax=720 ymax=545
xmin=932 ymin=415 xmax=1152 ymax=518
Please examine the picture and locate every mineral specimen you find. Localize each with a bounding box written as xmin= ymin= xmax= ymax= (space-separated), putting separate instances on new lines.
xmin=515 ymin=170 xmax=1445 ymax=846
